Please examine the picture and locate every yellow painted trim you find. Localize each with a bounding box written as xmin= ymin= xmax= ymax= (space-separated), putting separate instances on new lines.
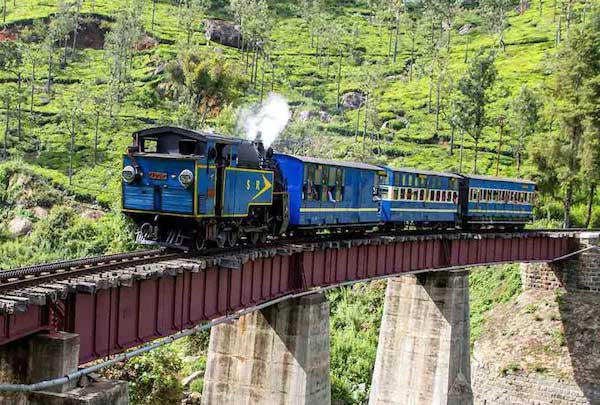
xmin=300 ymin=207 xmax=378 ymax=213
xmin=470 ymin=209 xmax=532 ymax=214
xmin=122 ymin=208 xmax=197 ymax=218
xmin=226 ymin=167 xmax=274 ymax=174
xmin=390 ymin=208 xmax=457 ymax=213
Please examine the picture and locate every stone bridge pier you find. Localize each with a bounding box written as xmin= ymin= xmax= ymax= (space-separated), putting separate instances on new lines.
xmin=201 ymin=293 xmax=331 ymax=405
xmin=369 ymin=271 xmax=473 ymax=405
xmin=0 ymin=331 xmax=128 ymax=405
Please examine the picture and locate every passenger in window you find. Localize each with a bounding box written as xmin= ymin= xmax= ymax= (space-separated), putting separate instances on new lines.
xmin=324 ymin=186 xmax=336 ymax=203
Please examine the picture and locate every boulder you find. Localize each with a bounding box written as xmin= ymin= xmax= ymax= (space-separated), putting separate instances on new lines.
xmin=204 ymin=19 xmax=242 ymax=49
xmin=9 ymin=216 xmax=32 ymax=237
xmin=341 ymin=91 xmax=364 ymax=110
xmin=458 ymin=23 xmax=474 ymax=35
xmin=81 ymin=209 xmax=105 ymax=221
xmin=319 ymin=111 xmax=332 ymax=123
xmin=181 ymin=392 xmax=202 ymax=405
xmin=297 ymin=110 xmax=314 ymax=122
xmin=31 ymin=206 xmax=49 ymax=219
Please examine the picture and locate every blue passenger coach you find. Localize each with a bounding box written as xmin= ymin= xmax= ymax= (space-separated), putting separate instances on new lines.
xmin=462 ymin=174 xmax=535 ymax=228
xmin=273 ymin=154 xmax=384 ymax=227
xmin=379 ymin=167 xmax=461 ymax=226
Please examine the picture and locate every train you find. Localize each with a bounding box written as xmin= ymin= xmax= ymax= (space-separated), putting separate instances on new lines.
xmin=121 ymin=126 xmax=535 ymax=249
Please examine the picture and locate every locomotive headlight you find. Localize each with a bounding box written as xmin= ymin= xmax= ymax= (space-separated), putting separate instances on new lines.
xmin=178 ymin=169 xmax=194 ymax=188
xmin=122 ymin=165 xmax=137 ymax=183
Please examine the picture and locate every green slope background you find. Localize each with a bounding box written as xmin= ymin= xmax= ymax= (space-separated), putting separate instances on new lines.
xmin=0 ymin=0 xmax=592 ymax=403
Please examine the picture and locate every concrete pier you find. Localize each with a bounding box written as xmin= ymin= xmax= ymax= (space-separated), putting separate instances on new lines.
xmin=0 ymin=331 xmax=128 ymax=405
xmin=369 ymin=271 xmax=473 ymax=405
xmin=201 ymin=293 xmax=331 ymax=405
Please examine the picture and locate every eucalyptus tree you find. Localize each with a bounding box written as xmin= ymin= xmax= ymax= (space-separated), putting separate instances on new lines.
xmin=0 ymin=41 xmax=23 ymax=140
xmin=510 ymin=85 xmax=540 ymax=175
xmin=180 ymin=0 xmax=211 ymax=46
xmin=480 ymin=0 xmax=513 ymax=51
xmin=529 ymin=8 xmax=600 ymax=228
xmin=451 ymin=49 xmax=497 ymax=174
xmin=104 ymin=0 xmax=144 ymax=115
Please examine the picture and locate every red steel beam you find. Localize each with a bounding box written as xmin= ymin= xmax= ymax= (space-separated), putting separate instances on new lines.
xmin=0 ymin=233 xmax=576 ymax=364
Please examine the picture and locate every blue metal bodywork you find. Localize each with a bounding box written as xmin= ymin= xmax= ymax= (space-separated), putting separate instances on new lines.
xmin=222 ymin=167 xmax=274 ymax=217
xmin=463 ymin=176 xmax=535 ymax=224
xmin=122 ymin=156 xmax=196 ymax=216
xmin=273 ymin=154 xmax=380 ymax=226
xmin=379 ymin=167 xmax=460 ymax=224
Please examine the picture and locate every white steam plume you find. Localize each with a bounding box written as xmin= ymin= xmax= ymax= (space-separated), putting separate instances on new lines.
xmin=239 ymin=93 xmax=291 ymax=148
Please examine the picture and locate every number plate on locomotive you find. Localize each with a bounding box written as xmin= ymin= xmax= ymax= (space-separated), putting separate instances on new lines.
xmin=148 ymin=171 xmax=168 ymax=180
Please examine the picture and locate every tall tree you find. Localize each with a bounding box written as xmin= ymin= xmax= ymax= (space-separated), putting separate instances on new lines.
xmin=0 ymin=41 xmax=23 ymax=140
xmin=451 ymin=49 xmax=497 ymax=174
xmin=529 ymin=8 xmax=600 ymax=228
xmin=104 ymin=0 xmax=144 ymax=115
xmin=510 ymin=85 xmax=540 ymax=175
xmin=481 ymin=0 xmax=513 ymax=51
xmin=180 ymin=0 xmax=211 ymax=47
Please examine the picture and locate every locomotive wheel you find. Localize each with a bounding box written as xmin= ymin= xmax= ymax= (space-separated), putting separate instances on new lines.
xmin=227 ymin=230 xmax=239 ymax=247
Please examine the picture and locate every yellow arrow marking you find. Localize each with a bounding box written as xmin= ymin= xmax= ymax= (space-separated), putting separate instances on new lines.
xmin=252 ymin=174 xmax=272 ymax=201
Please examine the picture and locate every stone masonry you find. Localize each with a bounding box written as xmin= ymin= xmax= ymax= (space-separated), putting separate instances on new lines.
xmin=201 ymin=293 xmax=331 ymax=405
xmin=0 ymin=331 xmax=128 ymax=405
xmin=521 ymin=232 xmax=600 ymax=291
xmin=369 ymin=271 xmax=473 ymax=405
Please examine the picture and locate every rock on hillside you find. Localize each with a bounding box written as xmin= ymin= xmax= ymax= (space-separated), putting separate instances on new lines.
xmin=203 ymin=19 xmax=241 ymax=49
xmin=472 ymin=289 xmax=600 ymax=404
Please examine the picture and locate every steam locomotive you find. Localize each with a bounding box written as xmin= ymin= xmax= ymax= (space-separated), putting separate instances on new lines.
xmin=121 ymin=126 xmax=535 ymax=249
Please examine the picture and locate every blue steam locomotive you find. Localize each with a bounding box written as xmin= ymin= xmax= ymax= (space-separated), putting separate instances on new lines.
xmin=121 ymin=127 xmax=535 ymax=249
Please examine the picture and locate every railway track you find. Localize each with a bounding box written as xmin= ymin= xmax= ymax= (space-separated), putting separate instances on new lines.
xmin=0 ymin=228 xmax=582 ymax=295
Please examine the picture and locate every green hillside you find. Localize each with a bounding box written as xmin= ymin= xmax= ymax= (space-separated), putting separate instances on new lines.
xmin=0 ymin=0 xmax=598 ymax=403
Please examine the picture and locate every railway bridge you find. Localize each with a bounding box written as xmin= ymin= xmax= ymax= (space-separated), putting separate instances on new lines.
xmin=0 ymin=230 xmax=593 ymax=405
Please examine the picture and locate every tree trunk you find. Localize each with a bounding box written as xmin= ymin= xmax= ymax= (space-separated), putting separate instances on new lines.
xmin=473 ymin=138 xmax=479 ymax=174
xmin=459 ymin=130 xmax=464 ymax=172
xmin=94 ymin=109 xmax=100 ymax=166
xmin=16 ymin=72 xmax=21 ymax=140
xmin=449 ymin=125 xmax=455 ymax=155
xmin=46 ymin=48 xmax=53 ymax=92
xmin=69 ymin=112 xmax=76 ymax=185
xmin=393 ymin=11 xmax=400 ymax=63
xmin=428 ymin=69 xmax=434 ymax=113
xmin=260 ymin=56 xmax=266 ymax=103
xmin=30 ymin=61 xmax=35 ymax=116
xmin=409 ymin=32 xmax=415 ymax=81
xmin=271 ymin=61 xmax=275 ymax=92
xmin=3 ymin=95 xmax=8 ymax=159
xmin=387 ymin=22 xmax=393 ymax=58
xmin=563 ymin=181 xmax=573 ymax=228
xmin=585 ymin=184 xmax=596 ymax=228
xmin=434 ymin=78 xmax=441 ymax=133
xmin=3 ymin=0 xmax=6 ymax=24
xmin=363 ymin=93 xmax=369 ymax=143
xmin=539 ymin=0 xmax=543 ymax=16
xmin=152 ymin=0 xmax=156 ymax=32
xmin=336 ymin=49 xmax=342 ymax=110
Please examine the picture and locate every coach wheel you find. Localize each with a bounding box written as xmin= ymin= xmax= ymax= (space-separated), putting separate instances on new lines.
xmin=194 ymin=236 xmax=206 ymax=251
xmin=216 ymin=231 xmax=227 ymax=249
xmin=227 ymin=229 xmax=239 ymax=247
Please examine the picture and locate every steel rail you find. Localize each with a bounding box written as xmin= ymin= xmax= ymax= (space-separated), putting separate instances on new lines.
xmin=0 ymin=228 xmax=587 ymax=293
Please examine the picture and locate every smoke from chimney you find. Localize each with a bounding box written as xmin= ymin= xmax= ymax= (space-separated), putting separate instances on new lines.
xmin=238 ymin=93 xmax=291 ymax=149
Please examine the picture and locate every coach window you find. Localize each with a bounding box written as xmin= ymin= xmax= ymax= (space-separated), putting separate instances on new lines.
xmin=400 ymin=188 xmax=406 ymax=200
xmin=335 ymin=168 xmax=344 ymax=201
xmin=303 ymin=165 xmax=319 ymax=201
xmin=413 ymin=189 xmax=420 ymax=200
xmin=394 ymin=176 xmax=401 ymax=187
xmin=418 ymin=189 xmax=424 ymax=201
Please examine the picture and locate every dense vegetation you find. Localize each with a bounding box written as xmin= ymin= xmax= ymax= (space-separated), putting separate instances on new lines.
xmin=0 ymin=0 xmax=598 ymax=403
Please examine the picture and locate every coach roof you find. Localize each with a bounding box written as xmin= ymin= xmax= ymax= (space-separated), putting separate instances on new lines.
xmin=282 ymin=155 xmax=383 ymax=171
